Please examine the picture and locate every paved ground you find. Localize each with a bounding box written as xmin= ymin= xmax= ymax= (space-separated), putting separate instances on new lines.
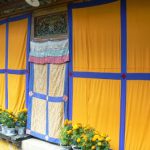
xmin=22 ymin=138 xmax=60 ymax=150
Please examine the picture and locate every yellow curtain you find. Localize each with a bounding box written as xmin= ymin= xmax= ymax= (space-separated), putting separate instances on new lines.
xmin=0 ymin=75 xmax=5 ymax=109
xmin=0 ymin=140 xmax=18 ymax=150
xmin=8 ymin=19 xmax=27 ymax=70
xmin=0 ymin=24 xmax=6 ymax=69
xmin=125 ymin=81 xmax=150 ymax=150
xmin=8 ymin=75 xmax=26 ymax=114
xmin=72 ymin=1 xmax=121 ymax=73
xmin=73 ymin=78 xmax=121 ymax=150
xmin=127 ymin=0 xmax=150 ymax=73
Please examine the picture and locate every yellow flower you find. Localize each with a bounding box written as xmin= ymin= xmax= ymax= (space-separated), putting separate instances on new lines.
xmin=7 ymin=109 xmax=13 ymax=114
xmin=73 ymin=124 xmax=79 ymax=130
xmin=22 ymin=108 xmax=27 ymax=112
xmin=106 ymin=137 xmax=111 ymax=142
xmin=92 ymin=137 xmax=97 ymax=142
xmin=94 ymin=130 xmax=99 ymax=135
xmin=98 ymin=137 xmax=104 ymax=141
xmin=101 ymin=133 xmax=107 ymax=138
xmin=91 ymin=146 xmax=96 ymax=150
xmin=77 ymin=138 xmax=81 ymax=143
xmin=67 ymin=130 xmax=72 ymax=135
xmin=64 ymin=119 xmax=69 ymax=126
xmin=93 ymin=134 xmax=100 ymax=140
xmin=83 ymin=135 xmax=87 ymax=142
xmin=98 ymin=142 xmax=102 ymax=146
xmin=68 ymin=120 xmax=72 ymax=125
xmin=77 ymin=123 xmax=82 ymax=127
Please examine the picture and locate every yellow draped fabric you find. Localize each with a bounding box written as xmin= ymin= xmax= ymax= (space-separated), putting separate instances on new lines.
xmin=72 ymin=1 xmax=121 ymax=149
xmin=0 ymin=140 xmax=18 ymax=150
xmin=125 ymin=81 xmax=150 ymax=150
xmin=0 ymin=75 xmax=5 ymax=109
xmin=127 ymin=0 xmax=150 ymax=73
xmin=0 ymin=24 xmax=6 ymax=69
xmin=8 ymin=19 xmax=27 ymax=70
xmin=0 ymin=18 xmax=27 ymax=150
xmin=8 ymin=75 xmax=26 ymax=113
xmin=72 ymin=1 xmax=121 ymax=73
xmin=73 ymin=78 xmax=121 ymax=149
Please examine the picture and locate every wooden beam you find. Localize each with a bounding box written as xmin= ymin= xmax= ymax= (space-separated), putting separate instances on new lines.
xmin=0 ymin=0 xmax=83 ymax=19
xmin=0 ymin=0 xmax=25 ymax=10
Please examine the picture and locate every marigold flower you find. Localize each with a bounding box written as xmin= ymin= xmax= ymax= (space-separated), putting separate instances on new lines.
xmin=64 ymin=119 xmax=69 ymax=126
xmin=101 ymin=133 xmax=107 ymax=138
xmin=92 ymin=137 xmax=97 ymax=142
xmin=73 ymin=124 xmax=79 ymax=130
xmin=77 ymin=138 xmax=81 ymax=143
xmin=91 ymin=146 xmax=96 ymax=150
xmin=67 ymin=130 xmax=72 ymax=135
xmin=68 ymin=120 xmax=72 ymax=125
xmin=93 ymin=134 xmax=100 ymax=140
xmin=98 ymin=142 xmax=102 ymax=146
xmin=98 ymin=137 xmax=104 ymax=141
xmin=106 ymin=137 xmax=111 ymax=142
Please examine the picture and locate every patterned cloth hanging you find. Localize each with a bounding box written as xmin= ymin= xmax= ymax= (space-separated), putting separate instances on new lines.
xmin=29 ymin=39 xmax=69 ymax=64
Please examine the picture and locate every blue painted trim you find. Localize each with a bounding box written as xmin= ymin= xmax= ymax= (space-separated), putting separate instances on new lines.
xmin=119 ymin=79 xmax=126 ymax=150
xmin=8 ymin=70 xmax=28 ymax=74
xmin=0 ymin=19 xmax=7 ymax=25
xmin=30 ymin=131 xmax=46 ymax=140
xmin=48 ymin=137 xmax=60 ymax=144
xmin=0 ymin=70 xmax=5 ymax=73
xmin=27 ymin=63 xmax=34 ymax=129
xmin=33 ymin=92 xmax=47 ymax=100
xmin=26 ymin=14 xmax=32 ymax=108
xmin=64 ymin=63 xmax=69 ymax=96
xmin=27 ymin=93 xmax=32 ymax=129
xmin=73 ymin=72 xmax=121 ymax=80
xmin=119 ymin=0 xmax=127 ymax=150
xmin=8 ymin=14 xmax=30 ymax=22
xmin=5 ymin=22 xmax=9 ymax=109
xmin=48 ymin=97 xmax=64 ymax=102
xmin=29 ymin=130 xmax=60 ymax=144
xmin=0 ymin=69 xmax=28 ymax=74
xmin=121 ymin=0 xmax=127 ymax=74
xmin=64 ymin=63 xmax=69 ymax=119
xmin=68 ymin=4 xmax=73 ymax=120
xmin=32 ymin=92 xmax=65 ymax=102
xmin=46 ymin=64 xmax=50 ymax=136
xmin=69 ymin=0 xmax=117 ymax=8
xmin=127 ymin=73 xmax=150 ymax=80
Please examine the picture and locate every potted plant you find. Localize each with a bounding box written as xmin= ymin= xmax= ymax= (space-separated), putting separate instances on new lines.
xmin=60 ymin=119 xmax=72 ymax=150
xmin=95 ymin=133 xmax=111 ymax=150
xmin=0 ymin=110 xmax=10 ymax=134
xmin=1 ymin=110 xmax=16 ymax=136
xmin=16 ymin=108 xmax=27 ymax=135
xmin=71 ymin=123 xmax=84 ymax=150
xmin=79 ymin=126 xmax=97 ymax=150
xmin=0 ymin=107 xmax=4 ymax=131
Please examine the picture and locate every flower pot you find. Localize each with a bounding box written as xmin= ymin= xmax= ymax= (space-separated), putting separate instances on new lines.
xmin=1 ymin=125 xmax=7 ymax=134
xmin=60 ymin=145 xmax=72 ymax=150
xmin=0 ymin=124 xmax=3 ymax=131
xmin=17 ymin=127 xmax=25 ymax=135
xmin=6 ymin=128 xmax=16 ymax=136
xmin=72 ymin=147 xmax=81 ymax=150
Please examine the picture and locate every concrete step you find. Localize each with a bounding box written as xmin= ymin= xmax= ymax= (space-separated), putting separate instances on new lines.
xmin=22 ymin=138 xmax=60 ymax=150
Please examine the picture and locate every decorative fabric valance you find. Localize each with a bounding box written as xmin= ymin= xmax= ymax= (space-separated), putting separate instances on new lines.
xmin=29 ymin=39 xmax=69 ymax=64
